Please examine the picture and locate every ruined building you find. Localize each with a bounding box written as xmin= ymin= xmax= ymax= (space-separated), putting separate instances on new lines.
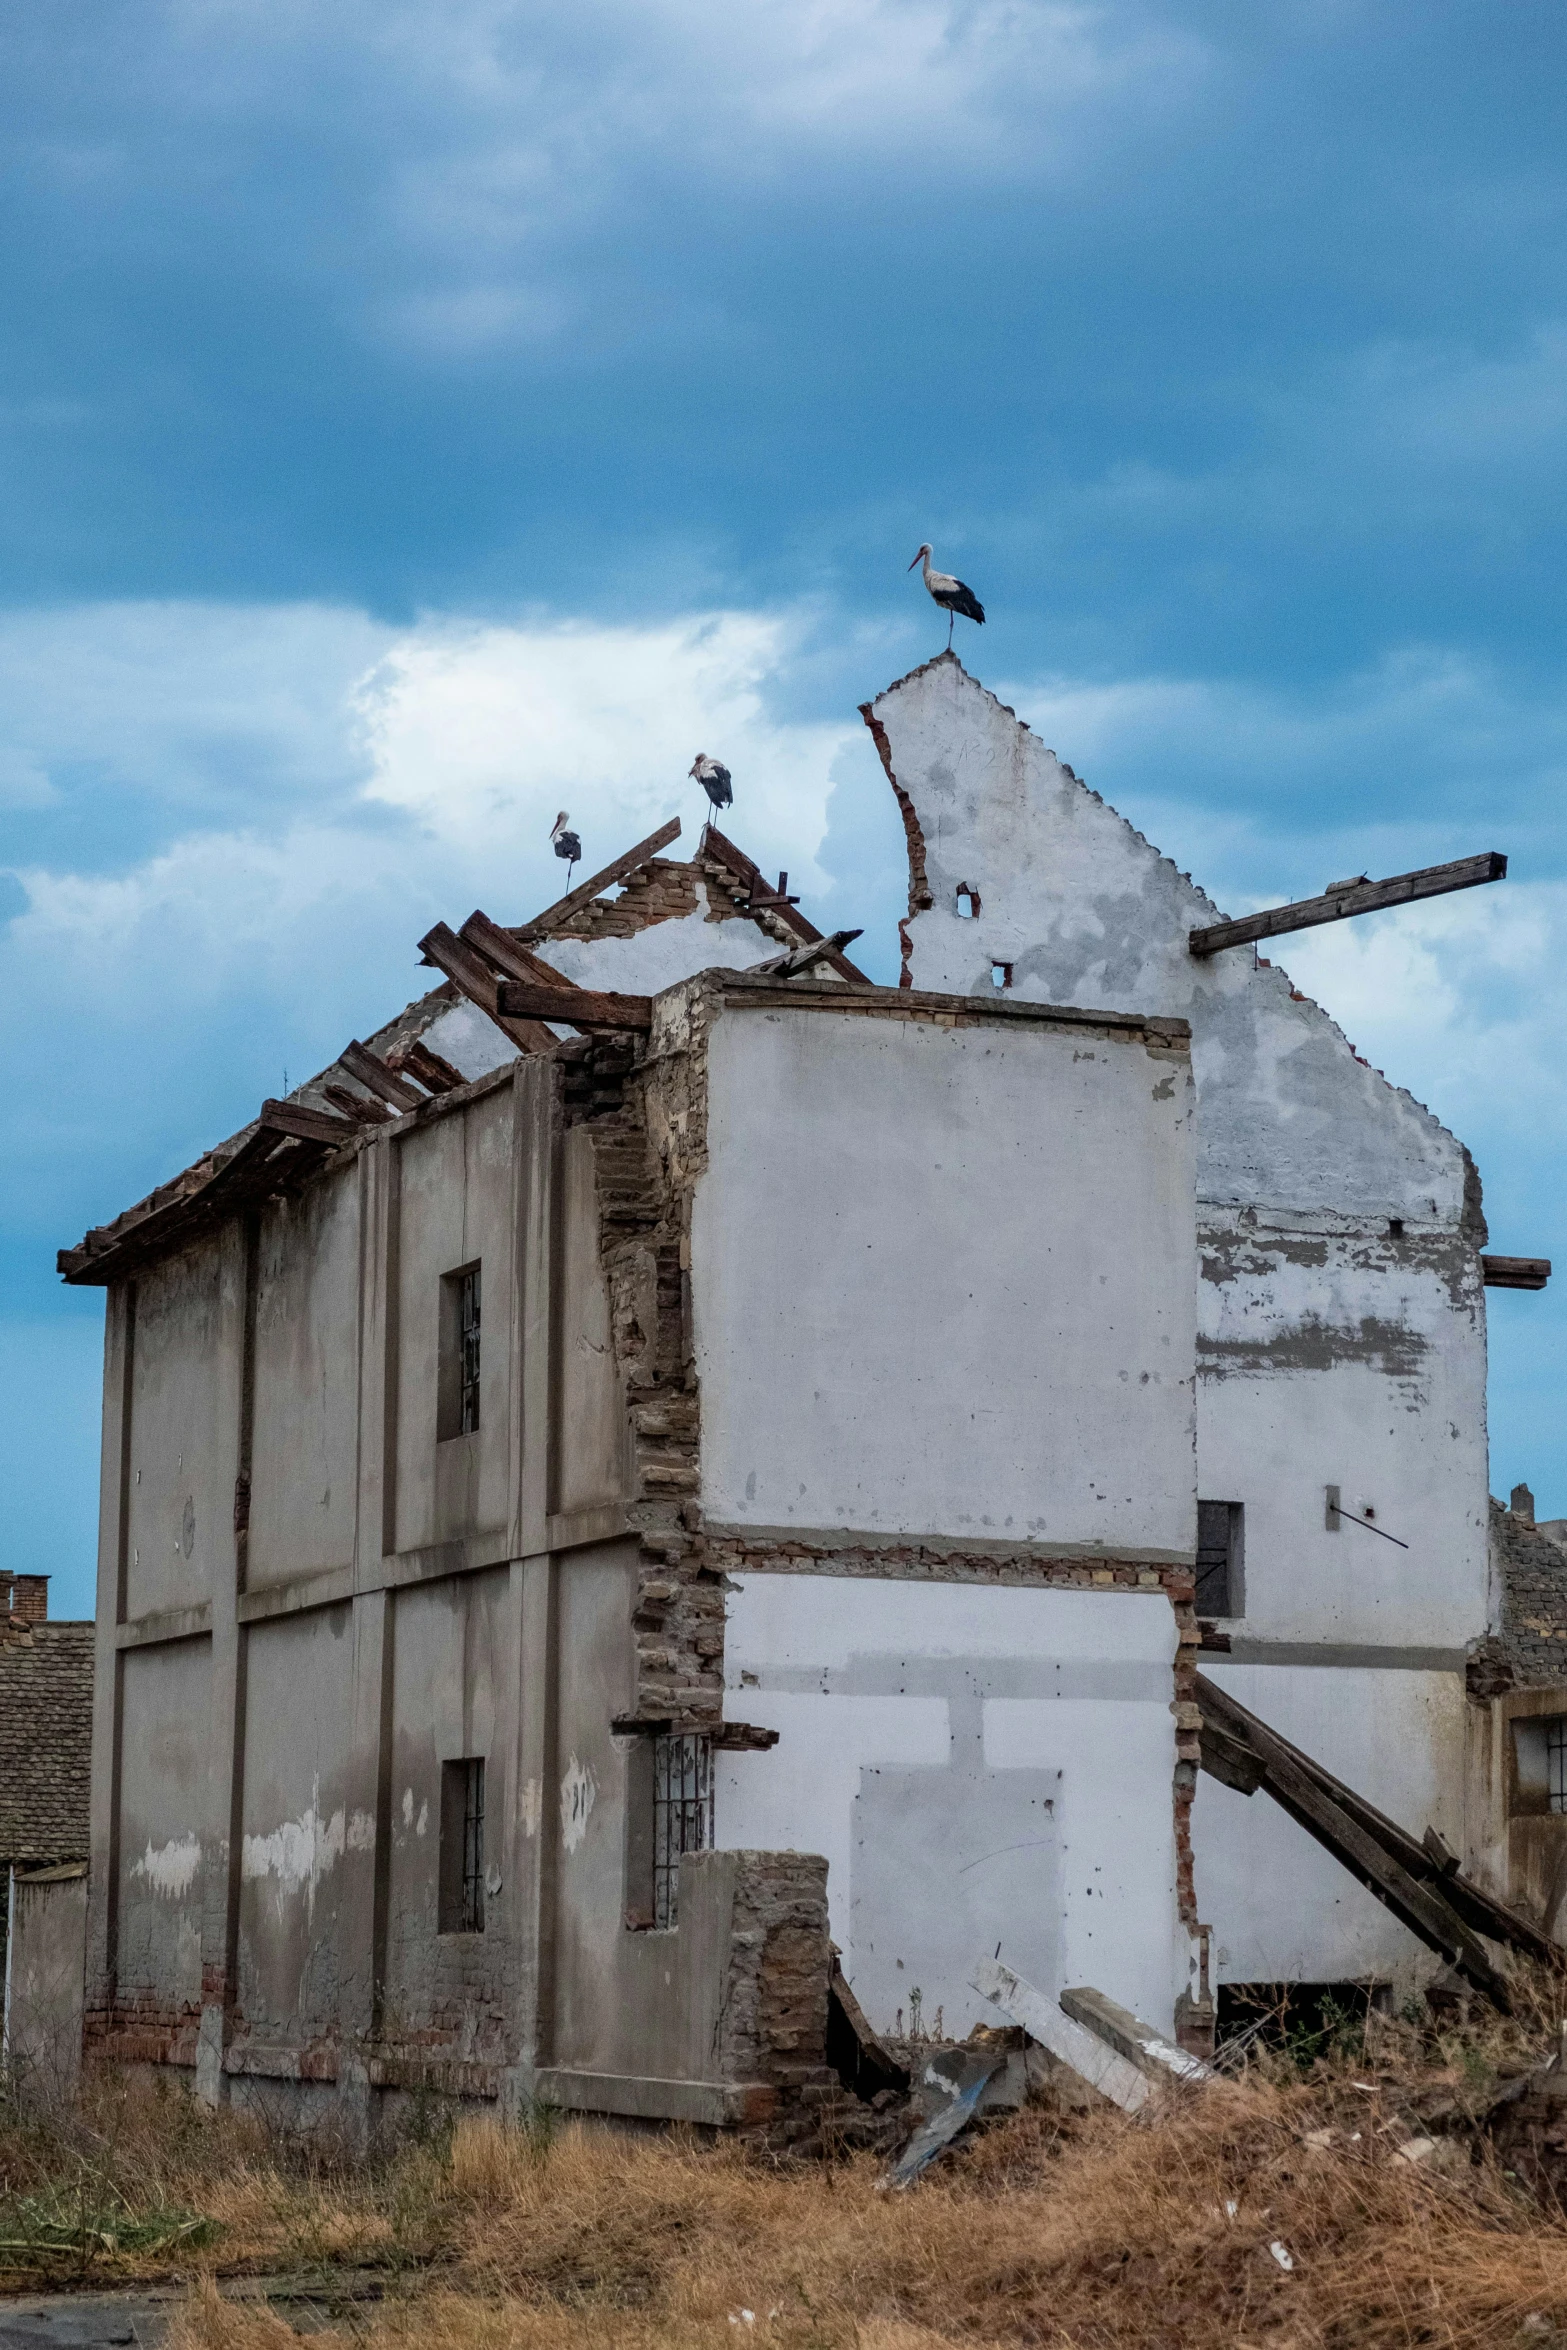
xmin=59 ymin=659 xmax=1553 ymax=2134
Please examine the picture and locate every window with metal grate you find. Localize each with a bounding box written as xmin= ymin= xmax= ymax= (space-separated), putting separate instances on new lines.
xmin=1549 ymin=1718 xmax=1567 ymax=1817
xmin=1196 ymin=1500 xmax=1244 ymax=1619
xmin=653 ymin=1733 xmax=713 ymax=1930
xmin=439 ymin=1756 xmax=486 ymax=1932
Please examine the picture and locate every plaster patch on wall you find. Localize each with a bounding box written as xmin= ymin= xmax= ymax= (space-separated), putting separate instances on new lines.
xmin=241 ymin=1777 xmax=346 ymax=1921
xmin=347 ymin=1808 xmax=375 ymax=1852
xmin=521 ymin=1776 xmax=542 ymax=1838
xmin=560 ymin=1754 xmax=598 ymax=1853
xmin=130 ymin=1832 xmax=202 ymax=1899
xmin=401 ymin=1788 xmax=414 ymax=1827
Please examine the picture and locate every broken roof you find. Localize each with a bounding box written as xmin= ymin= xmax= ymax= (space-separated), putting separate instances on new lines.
xmin=60 ymin=816 xmax=870 ymax=1288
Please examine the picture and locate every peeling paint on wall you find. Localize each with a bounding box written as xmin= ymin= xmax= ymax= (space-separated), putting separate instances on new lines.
xmin=240 ymin=1779 xmax=374 ymax=1921
xmin=130 ymin=1832 xmax=202 ymax=1899
xmin=521 ymin=1776 xmax=542 ymax=1838
xmin=559 ymin=1753 xmax=597 ymax=1853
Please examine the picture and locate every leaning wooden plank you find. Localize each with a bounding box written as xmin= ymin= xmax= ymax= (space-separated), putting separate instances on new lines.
xmin=744 ymin=928 xmax=865 ymax=980
xmin=970 ymin=1958 xmax=1151 ymax=2114
xmin=515 ymin=817 xmax=682 ymax=941
xmin=257 ymin=1099 xmax=360 ymax=1147
xmin=1058 ymin=1986 xmax=1213 ymax=2086
xmin=1246 ymin=1737 xmax=1510 ymax=2005
xmin=340 ymin=1039 xmax=425 ymax=1111
xmin=389 ymin=1037 xmax=464 ymax=1094
xmin=417 ymin=924 xmax=558 ymax=1053
xmin=323 ymin=1082 xmax=392 ymax=1126
xmin=1189 ymin=852 xmax=1506 ymax=957
xmin=496 ymin=981 xmax=653 ymax=1032
xmin=1482 ymin=1255 xmax=1551 ymax=1290
xmin=1197 ymin=1673 xmax=1557 ymax=1965
xmin=460 ymin=907 xmax=586 ymax=991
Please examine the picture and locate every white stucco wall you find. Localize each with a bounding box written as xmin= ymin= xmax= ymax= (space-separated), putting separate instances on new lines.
xmin=717 ymin=1574 xmax=1185 ymax=2034
xmin=864 ymin=654 xmax=1491 ymax=1984
xmin=691 ymin=997 xmax=1197 ymax=1555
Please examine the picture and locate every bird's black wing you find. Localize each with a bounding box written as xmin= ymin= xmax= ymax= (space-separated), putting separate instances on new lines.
xmin=950 ymin=582 xmax=985 ymax=625
xmin=704 ymin=765 xmax=733 ymax=807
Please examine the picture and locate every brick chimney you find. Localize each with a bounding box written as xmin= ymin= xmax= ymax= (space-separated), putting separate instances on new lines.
xmin=1511 ymin=1483 xmax=1536 ymax=1526
xmin=8 ymin=1572 xmax=48 ymax=1624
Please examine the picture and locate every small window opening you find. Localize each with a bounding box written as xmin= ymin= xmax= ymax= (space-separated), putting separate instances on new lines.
xmin=653 ymin=1732 xmax=713 ymax=1929
xmin=440 ymin=1757 xmax=486 ymax=1932
xmin=1512 ymin=1715 xmax=1567 ymax=1817
xmin=1196 ymin=1500 xmax=1244 ymax=1619
xmin=991 ymin=961 xmax=1013 ymax=991
xmin=955 ymin=884 xmax=981 ymax=919
xmin=1388 ymin=1218 xmax=1404 ymax=1239
xmin=438 ymin=1263 xmax=481 ymax=1439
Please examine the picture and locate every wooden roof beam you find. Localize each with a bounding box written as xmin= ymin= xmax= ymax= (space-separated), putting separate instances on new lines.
xmin=417 ymin=923 xmax=559 ymax=1054
xmin=1189 ymin=852 xmax=1507 ymax=958
xmin=495 ymin=981 xmax=652 ymax=1032
xmin=514 ymin=817 xmax=682 ymax=941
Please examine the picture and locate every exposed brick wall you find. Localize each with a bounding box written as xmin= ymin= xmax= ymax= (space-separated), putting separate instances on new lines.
xmin=1469 ymin=1498 xmax=1567 ymax=1698
xmin=704 ymin=1850 xmax=833 ymax=2144
xmin=563 ymin=1011 xmax=726 ymax=1727
xmin=545 ymin=858 xmax=701 ymax=940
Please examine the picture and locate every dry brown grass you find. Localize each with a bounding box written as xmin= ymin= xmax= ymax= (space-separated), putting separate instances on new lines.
xmin=10 ymin=1987 xmax=1567 ymax=2346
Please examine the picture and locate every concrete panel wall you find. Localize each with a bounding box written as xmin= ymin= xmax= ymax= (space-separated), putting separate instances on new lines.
xmin=1194 ymin=1661 xmax=1467 ymax=1982
xmin=124 ymin=1238 xmax=234 ymax=1617
xmin=692 ymin=1004 xmax=1196 ymax=1556
xmin=236 ymin=1606 xmax=357 ymax=2045
xmin=116 ymin=1638 xmax=214 ymax=2013
xmin=249 ymin=1170 xmax=362 ymax=1588
xmin=394 ymin=1090 xmax=516 ymax=1552
xmin=716 ymin=1573 xmax=1184 ymax=2035
xmin=382 ymin=1568 xmax=513 ymax=2053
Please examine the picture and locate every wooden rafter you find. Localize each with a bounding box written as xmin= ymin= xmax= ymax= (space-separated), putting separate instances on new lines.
xmin=514 ymin=817 xmax=682 ymax=941
xmin=1189 ymin=853 xmax=1507 ymax=958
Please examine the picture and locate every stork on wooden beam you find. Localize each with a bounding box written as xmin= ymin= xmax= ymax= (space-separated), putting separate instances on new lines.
xmin=1188 ymin=852 xmax=1506 ymax=959
xmin=909 ymin=544 xmax=985 ymax=649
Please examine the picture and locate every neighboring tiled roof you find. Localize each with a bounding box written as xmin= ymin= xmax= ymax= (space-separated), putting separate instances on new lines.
xmin=0 ymin=1623 xmax=94 ymax=1867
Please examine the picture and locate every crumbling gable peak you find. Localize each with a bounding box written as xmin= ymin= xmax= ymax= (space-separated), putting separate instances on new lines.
xmin=861 ymin=653 xmax=1473 ymax=1195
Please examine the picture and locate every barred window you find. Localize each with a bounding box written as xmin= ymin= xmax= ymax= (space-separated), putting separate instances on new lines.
xmin=653 ymin=1733 xmax=713 ymax=1930
xmin=1550 ymin=1719 xmax=1567 ymax=1816
xmin=438 ymin=1264 xmax=481 ymax=1440
xmin=1196 ymin=1500 xmax=1244 ymax=1619
xmin=439 ymin=1757 xmax=486 ymax=1933
xmin=458 ymin=1269 xmax=481 ymax=1434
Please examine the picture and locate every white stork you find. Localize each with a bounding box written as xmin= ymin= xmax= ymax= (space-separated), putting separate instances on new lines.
xmin=909 ymin=544 xmax=986 ymax=648
xmin=549 ymin=810 xmax=581 ymax=877
xmin=690 ymin=753 xmax=733 ymax=811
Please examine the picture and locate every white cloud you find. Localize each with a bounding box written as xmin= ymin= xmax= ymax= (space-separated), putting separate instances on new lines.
xmin=356 ymin=607 xmax=852 ymax=879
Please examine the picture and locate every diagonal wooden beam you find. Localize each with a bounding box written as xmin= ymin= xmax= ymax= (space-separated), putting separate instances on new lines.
xmin=515 ymin=817 xmax=682 ymax=941
xmin=700 ymin=823 xmax=871 ymax=983
xmin=340 ymin=1039 xmax=425 ymax=1111
xmin=1189 ymin=852 xmax=1507 ymax=958
xmin=417 ymin=923 xmax=559 ymax=1054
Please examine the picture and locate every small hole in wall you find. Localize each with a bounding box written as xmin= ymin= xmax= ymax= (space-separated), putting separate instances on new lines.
xmin=991 ymin=962 xmax=1013 ymax=991
xmin=1388 ymin=1218 xmax=1404 ymax=1238
xmin=956 ymin=884 xmax=981 ymax=919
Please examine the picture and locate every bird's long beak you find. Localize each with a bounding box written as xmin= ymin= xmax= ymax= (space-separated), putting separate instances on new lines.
xmin=907 ymin=551 xmax=923 ymax=571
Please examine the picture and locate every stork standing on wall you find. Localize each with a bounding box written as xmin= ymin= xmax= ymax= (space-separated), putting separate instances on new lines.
xmin=550 ymin=811 xmax=581 ymax=877
xmin=909 ymin=545 xmax=986 ymax=648
xmin=690 ymin=753 xmax=733 ymax=812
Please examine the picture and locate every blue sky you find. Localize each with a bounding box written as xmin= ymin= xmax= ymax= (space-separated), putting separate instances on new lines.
xmin=5 ymin=0 xmax=1567 ymax=1615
